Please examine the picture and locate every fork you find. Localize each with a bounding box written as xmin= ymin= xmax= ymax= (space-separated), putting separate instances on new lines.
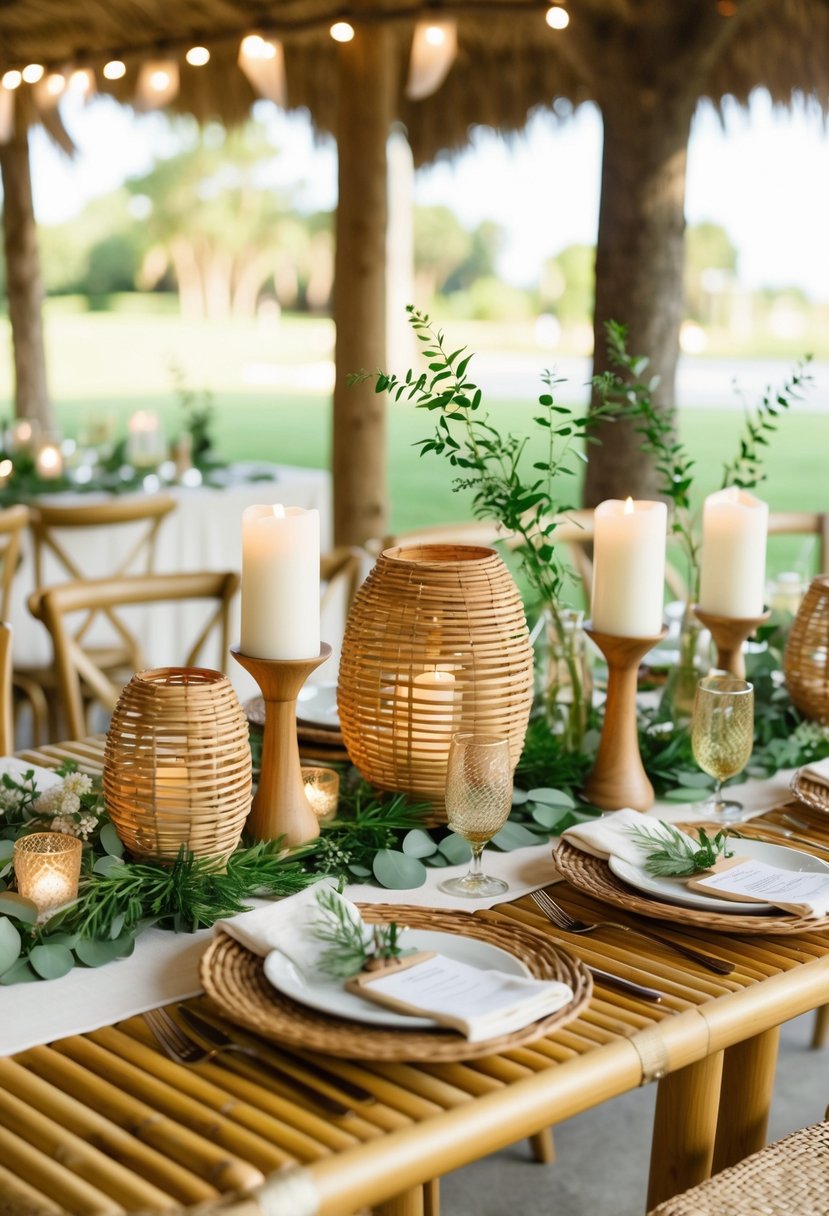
xmin=143 ymin=1006 xmax=352 ymax=1117
xmin=530 ymin=889 xmax=734 ymax=975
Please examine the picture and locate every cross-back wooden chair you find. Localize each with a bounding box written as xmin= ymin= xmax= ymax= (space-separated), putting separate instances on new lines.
xmin=319 ymin=546 xmax=364 ymax=618
xmin=768 ymin=510 xmax=828 ymax=574
xmin=0 ymin=622 xmax=13 ymax=754
xmin=28 ymin=570 xmax=240 ymax=740
xmin=0 ymin=504 xmax=51 ymax=742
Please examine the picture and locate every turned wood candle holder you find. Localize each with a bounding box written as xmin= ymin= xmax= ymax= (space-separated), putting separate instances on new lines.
xmin=582 ymin=625 xmax=667 ymax=812
xmin=232 ymin=643 xmax=332 ymax=847
xmin=692 ymin=606 xmax=771 ymax=679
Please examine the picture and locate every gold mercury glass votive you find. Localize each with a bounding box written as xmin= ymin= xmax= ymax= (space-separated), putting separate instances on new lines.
xmin=14 ymin=832 xmax=83 ymax=917
xmin=301 ymin=766 xmax=340 ymax=821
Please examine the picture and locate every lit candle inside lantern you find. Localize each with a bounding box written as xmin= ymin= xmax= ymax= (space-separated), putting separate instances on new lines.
xmin=302 ymin=766 xmax=340 ymax=820
xmin=154 ymin=764 xmax=191 ymax=810
xmin=0 ymin=457 xmax=12 ymax=487
xmin=11 ymin=419 xmax=39 ymax=453
xmin=241 ymin=503 xmax=320 ymax=659
xmin=396 ymin=668 xmax=458 ymax=757
xmin=591 ymin=498 xmax=667 ymax=637
xmin=35 ymin=442 xmax=63 ymax=480
xmin=126 ymin=410 xmax=165 ymax=468
xmin=13 ymin=832 xmax=82 ymax=918
xmin=698 ymin=487 xmax=768 ymax=618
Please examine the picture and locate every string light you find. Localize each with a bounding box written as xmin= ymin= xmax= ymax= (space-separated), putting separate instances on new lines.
xmin=185 ymin=46 xmax=210 ymax=66
xmin=330 ymin=21 xmax=356 ymax=42
xmin=103 ymin=59 xmax=126 ymax=80
xmin=546 ymin=5 xmax=570 ymax=29
xmin=68 ymin=67 xmax=94 ymax=95
xmin=22 ymin=64 xmax=44 ymax=84
xmin=1 ymin=70 xmax=21 ymax=90
xmin=44 ymin=72 xmax=66 ymax=97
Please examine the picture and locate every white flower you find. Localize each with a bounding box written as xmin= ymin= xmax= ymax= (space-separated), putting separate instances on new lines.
xmin=32 ymin=786 xmax=63 ymax=815
xmin=63 ymin=772 xmax=92 ymax=797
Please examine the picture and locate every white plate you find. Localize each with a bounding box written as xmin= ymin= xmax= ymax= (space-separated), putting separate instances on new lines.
xmin=296 ymin=683 xmax=340 ymax=730
xmin=263 ymin=929 xmax=532 ymax=1029
xmin=609 ymin=838 xmax=829 ymax=915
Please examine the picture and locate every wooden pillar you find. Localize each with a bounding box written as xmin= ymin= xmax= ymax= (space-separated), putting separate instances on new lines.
xmin=0 ymin=99 xmax=55 ymax=430
xmin=332 ymin=23 xmax=394 ymax=547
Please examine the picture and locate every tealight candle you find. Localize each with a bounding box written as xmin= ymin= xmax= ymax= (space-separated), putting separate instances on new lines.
xmin=241 ymin=503 xmax=320 ymax=659
xmin=591 ymin=498 xmax=667 ymax=637
xmin=35 ymin=442 xmax=63 ymax=480
xmin=13 ymin=832 xmax=82 ymax=918
xmin=0 ymin=457 xmax=12 ymax=487
xmin=126 ymin=410 xmax=166 ymax=468
xmin=698 ymin=487 xmax=768 ymax=618
xmin=302 ymin=766 xmax=340 ymax=819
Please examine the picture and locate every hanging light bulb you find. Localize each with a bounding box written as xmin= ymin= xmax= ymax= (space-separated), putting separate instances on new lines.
xmin=1 ymin=70 xmax=22 ymax=90
xmin=22 ymin=64 xmax=45 ymax=84
xmin=45 ymin=72 xmax=66 ymax=97
xmin=68 ymin=67 xmax=95 ymax=96
xmin=330 ymin=21 xmax=355 ymax=43
xmin=135 ymin=60 xmax=179 ymax=110
xmin=238 ymin=34 xmax=285 ymax=105
xmin=546 ymin=5 xmax=570 ymax=29
xmin=103 ymin=59 xmax=127 ymax=80
xmin=406 ymin=19 xmax=458 ymax=100
xmin=186 ymin=46 xmax=211 ymax=67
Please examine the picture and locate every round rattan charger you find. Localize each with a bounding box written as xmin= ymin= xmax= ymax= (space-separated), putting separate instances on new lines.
xmin=790 ymin=768 xmax=829 ymax=817
xmin=200 ymin=905 xmax=592 ymax=1061
xmin=553 ymin=840 xmax=829 ymax=935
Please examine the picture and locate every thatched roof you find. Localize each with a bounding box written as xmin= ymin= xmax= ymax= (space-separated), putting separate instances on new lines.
xmin=1 ymin=0 xmax=828 ymax=163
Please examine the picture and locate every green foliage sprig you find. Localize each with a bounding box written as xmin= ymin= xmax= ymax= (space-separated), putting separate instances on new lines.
xmin=625 ymin=822 xmax=732 ymax=877
xmin=312 ymin=886 xmax=410 ymax=978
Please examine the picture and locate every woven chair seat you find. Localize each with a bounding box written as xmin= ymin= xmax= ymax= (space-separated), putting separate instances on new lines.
xmin=648 ymin=1122 xmax=829 ymax=1216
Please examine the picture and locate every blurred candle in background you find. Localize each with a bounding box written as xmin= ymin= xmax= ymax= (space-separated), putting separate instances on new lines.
xmin=35 ymin=442 xmax=63 ymax=480
xmin=241 ymin=503 xmax=320 ymax=659
xmin=591 ymin=498 xmax=667 ymax=637
xmin=699 ymin=488 xmax=768 ymax=617
xmin=126 ymin=410 xmax=165 ymax=468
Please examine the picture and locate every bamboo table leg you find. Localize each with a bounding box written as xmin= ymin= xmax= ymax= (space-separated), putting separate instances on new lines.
xmin=811 ymin=1005 xmax=829 ymax=1049
xmin=374 ymin=1186 xmax=425 ymax=1216
xmin=646 ymin=1051 xmax=724 ymax=1211
xmin=529 ymin=1127 xmax=555 ymax=1164
xmin=423 ymin=1177 xmax=440 ymax=1216
xmin=712 ymin=1026 xmax=779 ymax=1174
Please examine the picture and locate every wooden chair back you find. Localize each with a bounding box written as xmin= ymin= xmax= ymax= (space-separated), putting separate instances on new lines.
xmin=0 ymin=622 xmax=13 ymax=754
xmin=29 ymin=570 xmax=240 ymax=740
xmin=29 ymin=494 xmax=177 ymax=670
xmin=767 ymin=511 xmax=828 ymax=574
xmin=0 ymin=504 xmax=30 ymax=620
xmin=320 ymin=546 xmax=365 ymax=617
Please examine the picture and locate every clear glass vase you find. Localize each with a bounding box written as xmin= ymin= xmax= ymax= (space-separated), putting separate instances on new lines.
xmin=659 ymin=601 xmax=705 ymax=722
xmin=534 ymin=607 xmax=593 ymax=752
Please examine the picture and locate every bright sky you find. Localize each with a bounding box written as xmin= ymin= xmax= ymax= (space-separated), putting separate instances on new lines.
xmin=28 ymin=88 xmax=829 ymax=301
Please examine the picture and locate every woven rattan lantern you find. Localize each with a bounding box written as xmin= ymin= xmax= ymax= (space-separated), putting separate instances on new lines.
xmin=784 ymin=575 xmax=829 ymax=723
xmin=338 ymin=544 xmax=533 ymax=814
xmin=104 ymin=668 xmax=252 ymax=862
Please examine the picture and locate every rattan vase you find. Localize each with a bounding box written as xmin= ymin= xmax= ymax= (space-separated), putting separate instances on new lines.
xmin=337 ymin=544 xmax=534 ymax=816
xmin=783 ymin=575 xmax=829 ymax=723
xmin=104 ymin=667 xmax=252 ymax=862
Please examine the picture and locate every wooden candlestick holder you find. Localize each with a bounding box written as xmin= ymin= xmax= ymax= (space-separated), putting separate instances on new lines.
xmin=582 ymin=625 xmax=667 ymax=812
xmin=231 ymin=643 xmax=332 ymax=847
xmin=692 ymin=606 xmax=771 ymax=679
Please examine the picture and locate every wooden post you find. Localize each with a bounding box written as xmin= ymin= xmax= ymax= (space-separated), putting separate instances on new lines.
xmin=0 ymin=99 xmax=55 ymax=431
xmin=332 ymin=22 xmax=394 ymax=547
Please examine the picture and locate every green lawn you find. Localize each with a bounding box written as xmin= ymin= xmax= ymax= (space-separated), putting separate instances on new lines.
xmin=1 ymin=308 xmax=824 ymax=578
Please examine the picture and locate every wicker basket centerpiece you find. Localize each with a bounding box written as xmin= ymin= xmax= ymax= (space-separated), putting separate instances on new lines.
xmin=337 ymin=544 xmax=534 ymax=816
xmin=783 ymin=575 xmax=829 ymax=723
xmin=103 ymin=667 xmax=252 ymax=862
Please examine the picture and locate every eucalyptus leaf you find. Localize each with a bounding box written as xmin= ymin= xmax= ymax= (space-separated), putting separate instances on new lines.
xmin=437 ymin=834 xmax=472 ymax=865
xmin=99 ymin=822 xmax=125 ymax=857
xmin=527 ymin=787 xmax=576 ymax=809
xmin=75 ymin=932 xmax=136 ymax=967
xmin=511 ymin=788 xmax=530 ymax=805
xmin=93 ymin=854 xmax=126 ymax=876
xmin=491 ymin=822 xmax=540 ymax=851
xmin=0 ymin=892 xmax=39 ymax=925
xmin=0 ymin=839 xmax=14 ymax=862
xmin=29 ymin=942 xmax=75 ymax=980
xmin=530 ymin=803 xmax=573 ymax=831
xmin=401 ymin=829 xmax=438 ymax=859
xmin=347 ymin=864 xmax=372 ymax=878
xmin=673 ymin=771 xmax=716 ymax=789
xmin=372 ymin=850 xmax=427 ymax=890
xmin=0 ymin=916 xmax=21 ymax=975
xmin=662 ymin=786 xmax=711 ymax=803
xmin=424 ymin=852 xmax=449 ymax=867
xmin=0 ymin=957 xmax=38 ymax=985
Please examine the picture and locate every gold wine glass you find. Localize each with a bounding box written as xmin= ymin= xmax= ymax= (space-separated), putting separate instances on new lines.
xmin=438 ymin=733 xmax=513 ymax=898
xmin=691 ymin=675 xmax=754 ymax=820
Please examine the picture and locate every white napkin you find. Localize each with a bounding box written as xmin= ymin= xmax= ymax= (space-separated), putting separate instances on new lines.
xmin=800 ymin=757 xmax=829 ymax=789
xmin=0 ymin=757 xmax=63 ymax=792
xmin=215 ymin=880 xmax=365 ymax=974
xmin=561 ymin=808 xmax=699 ymax=867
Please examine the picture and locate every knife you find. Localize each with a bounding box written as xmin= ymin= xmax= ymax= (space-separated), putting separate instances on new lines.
xmin=730 ymin=823 xmax=829 ymax=858
xmin=587 ymin=966 xmax=663 ymax=1003
xmin=178 ymin=1006 xmax=372 ymax=1106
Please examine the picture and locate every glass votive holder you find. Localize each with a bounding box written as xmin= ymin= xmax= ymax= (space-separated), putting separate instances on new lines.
xmin=302 ymin=766 xmax=340 ymax=821
xmin=13 ymin=832 xmax=83 ymax=918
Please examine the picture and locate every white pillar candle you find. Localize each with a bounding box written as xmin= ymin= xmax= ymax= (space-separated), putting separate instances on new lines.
xmin=591 ymin=498 xmax=667 ymax=637
xmin=698 ymin=487 xmax=768 ymax=617
xmin=126 ymin=410 xmax=165 ymax=467
xmin=35 ymin=442 xmax=63 ymax=480
xmin=241 ymin=503 xmax=320 ymax=659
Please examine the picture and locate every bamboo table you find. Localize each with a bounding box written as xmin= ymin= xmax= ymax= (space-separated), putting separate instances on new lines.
xmin=5 ymin=737 xmax=829 ymax=1216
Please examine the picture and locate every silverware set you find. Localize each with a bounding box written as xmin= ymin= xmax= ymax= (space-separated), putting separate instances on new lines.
xmin=144 ymin=1004 xmax=373 ymax=1117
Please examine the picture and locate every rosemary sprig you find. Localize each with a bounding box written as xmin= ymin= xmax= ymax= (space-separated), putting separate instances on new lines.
xmin=312 ymin=886 xmax=410 ymax=978
xmin=626 ymin=822 xmax=732 ymax=877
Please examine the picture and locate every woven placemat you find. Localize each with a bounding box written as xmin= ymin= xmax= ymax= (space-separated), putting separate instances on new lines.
xmin=553 ymin=841 xmax=829 ymax=935
xmin=791 ymin=768 xmax=829 ymax=816
xmin=200 ymin=905 xmax=592 ymax=1061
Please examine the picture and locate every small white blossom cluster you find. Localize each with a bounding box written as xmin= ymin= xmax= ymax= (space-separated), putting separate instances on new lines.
xmin=31 ymin=772 xmax=98 ymax=839
xmin=0 ymin=785 xmax=22 ymax=813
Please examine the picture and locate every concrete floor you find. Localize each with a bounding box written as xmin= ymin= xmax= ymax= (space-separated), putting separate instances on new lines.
xmin=439 ymin=1013 xmax=827 ymax=1216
